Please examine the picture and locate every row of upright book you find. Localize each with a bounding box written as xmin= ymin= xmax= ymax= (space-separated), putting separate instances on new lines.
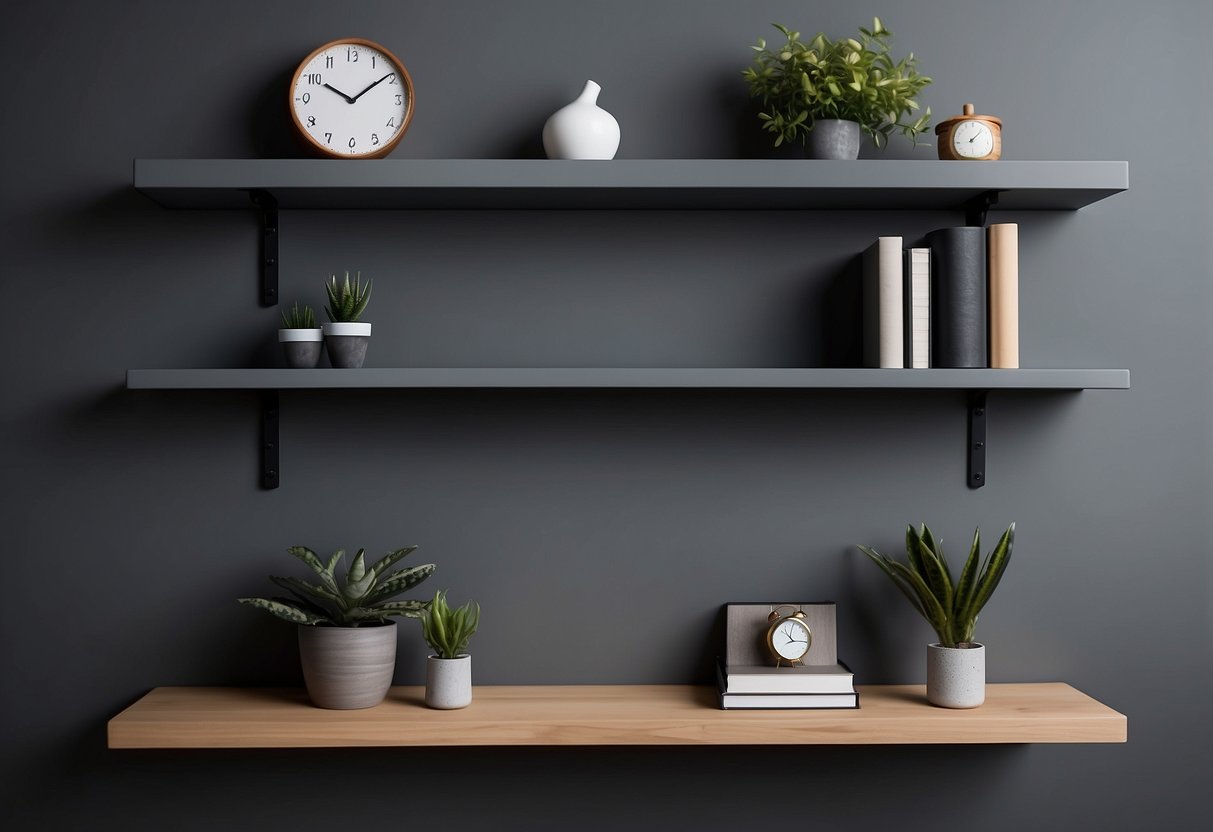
xmin=862 ymin=223 xmax=1019 ymax=369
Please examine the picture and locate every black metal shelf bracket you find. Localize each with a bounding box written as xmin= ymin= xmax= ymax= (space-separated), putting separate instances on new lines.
xmin=261 ymin=391 xmax=280 ymax=490
xmin=249 ymin=189 xmax=279 ymax=306
xmin=968 ymin=390 xmax=989 ymax=489
xmin=965 ymin=190 xmax=1000 ymax=227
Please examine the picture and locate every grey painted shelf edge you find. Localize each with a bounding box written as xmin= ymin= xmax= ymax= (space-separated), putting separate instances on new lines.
xmin=132 ymin=158 xmax=1129 ymax=210
xmin=125 ymin=368 xmax=1131 ymax=391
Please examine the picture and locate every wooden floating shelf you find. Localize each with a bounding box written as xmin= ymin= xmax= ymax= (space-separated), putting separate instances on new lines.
xmin=133 ymin=158 xmax=1128 ymax=211
xmin=107 ymin=683 xmax=1127 ymax=748
xmin=125 ymin=367 xmax=1131 ymax=391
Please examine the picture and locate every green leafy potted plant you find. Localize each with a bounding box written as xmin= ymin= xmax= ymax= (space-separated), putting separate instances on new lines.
xmin=239 ymin=544 xmax=435 ymax=709
xmin=278 ymin=301 xmax=323 ymax=368
xmin=743 ymin=18 xmax=932 ymax=159
xmin=420 ymin=590 xmax=481 ymax=709
xmin=322 ymin=270 xmax=373 ymax=368
xmin=856 ymin=523 xmax=1014 ymax=708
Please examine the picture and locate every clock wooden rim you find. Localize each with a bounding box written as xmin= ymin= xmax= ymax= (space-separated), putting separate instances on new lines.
xmin=288 ymin=37 xmax=416 ymax=160
xmin=935 ymin=103 xmax=1002 ymax=161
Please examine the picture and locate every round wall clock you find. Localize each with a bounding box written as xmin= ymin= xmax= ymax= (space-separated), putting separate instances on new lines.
xmin=935 ymin=103 xmax=1002 ymax=161
xmin=765 ymin=606 xmax=813 ymax=667
xmin=289 ymin=38 xmax=415 ymax=159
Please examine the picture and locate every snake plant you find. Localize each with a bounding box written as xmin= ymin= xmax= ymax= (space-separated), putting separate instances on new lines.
xmin=421 ymin=590 xmax=480 ymax=658
xmin=280 ymin=302 xmax=317 ymax=329
xmin=239 ymin=545 xmax=434 ymax=627
xmin=856 ymin=523 xmax=1014 ymax=648
xmin=324 ymin=271 xmax=372 ymax=322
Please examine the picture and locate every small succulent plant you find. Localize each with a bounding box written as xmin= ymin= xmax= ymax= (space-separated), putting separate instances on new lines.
xmin=421 ymin=590 xmax=480 ymax=658
xmin=239 ymin=545 xmax=435 ymax=627
xmin=856 ymin=523 xmax=1014 ymax=648
xmin=280 ymin=302 xmax=317 ymax=330
xmin=324 ymin=271 xmax=372 ymax=322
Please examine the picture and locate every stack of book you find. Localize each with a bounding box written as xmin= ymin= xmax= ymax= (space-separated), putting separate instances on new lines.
xmin=862 ymin=223 xmax=1019 ymax=369
xmin=716 ymin=659 xmax=858 ymax=709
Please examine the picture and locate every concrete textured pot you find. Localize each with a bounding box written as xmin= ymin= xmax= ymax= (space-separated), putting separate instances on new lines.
xmin=425 ymin=655 xmax=472 ymax=709
xmin=278 ymin=328 xmax=324 ymax=368
xmin=542 ymin=80 xmax=620 ymax=160
xmin=805 ymin=119 xmax=861 ymax=160
xmin=926 ymin=642 xmax=985 ymax=708
xmin=297 ymin=622 xmax=396 ymax=709
xmin=323 ymin=321 xmax=371 ymax=369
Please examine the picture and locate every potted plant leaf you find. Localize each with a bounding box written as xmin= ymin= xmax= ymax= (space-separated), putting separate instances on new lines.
xmin=278 ymin=301 xmax=323 ymax=368
xmin=743 ymin=18 xmax=932 ymax=159
xmin=239 ymin=544 xmax=435 ymax=709
xmin=322 ymin=270 xmax=372 ymax=368
xmin=420 ymin=590 xmax=480 ymax=709
xmin=856 ymin=523 xmax=1014 ymax=708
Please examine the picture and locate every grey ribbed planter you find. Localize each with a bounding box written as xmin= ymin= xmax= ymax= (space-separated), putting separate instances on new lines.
xmin=926 ymin=642 xmax=985 ymax=708
xmin=323 ymin=322 xmax=371 ymax=369
xmin=805 ymin=119 xmax=861 ymax=160
xmin=297 ymin=622 xmax=396 ymax=709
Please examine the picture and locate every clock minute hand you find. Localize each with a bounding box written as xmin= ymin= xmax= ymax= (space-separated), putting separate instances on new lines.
xmin=323 ymin=83 xmax=356 ymax=104
xmin=350 ymin=73 xmax=394 ymax=102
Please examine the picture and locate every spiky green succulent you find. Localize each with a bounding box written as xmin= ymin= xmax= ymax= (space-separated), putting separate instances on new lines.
xmin=280 ymin=302 xmax=317 ymax=329
xmin=324 ymin=271 xmax=372 ymax=322
xmin=238 ymin=545 xmax=434 ymax=627
xmin=856 ymin=523 xmax=1014 ymax=648
xmin=421 ymin=590 xmax=480 ymax=658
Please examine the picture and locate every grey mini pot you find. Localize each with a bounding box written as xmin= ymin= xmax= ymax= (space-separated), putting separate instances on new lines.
xmin=926 ymin=642 xmax=985 ymax=708
xmin=805 ymin=119 xmax=861 ymax=160
xmin=279 ymin=328 xmax=324 ymax=369
xmin=323 ymin=321 xmax=371 ymax=369
xmin=297 ymin=621 xmax=396 ymax=709
xmin=425 ymin=655 xmax=472 ymax=709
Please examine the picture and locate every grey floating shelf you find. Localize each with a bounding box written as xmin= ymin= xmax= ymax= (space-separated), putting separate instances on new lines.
xmin=134 ymin=158 xmax=1128 ymax=211
xmin=126 ymin=367 xmax=1130 ymax=391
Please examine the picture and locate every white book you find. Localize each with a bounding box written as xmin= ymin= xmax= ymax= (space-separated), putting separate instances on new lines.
xmin=904 ymin=247 xmax=931 ymax=368
xmin=719 ymin=691 xmax=859 ymax=709
xmin=721 ymin=662 xmax=855 ymax=694
xmin=862 ymin=237 xmax=904 ymax=368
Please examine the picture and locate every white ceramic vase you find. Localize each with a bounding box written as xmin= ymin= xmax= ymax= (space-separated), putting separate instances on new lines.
xmin=926 ymin=642 xmax=985 ymax=708
xmin=542 ymin=80 xmax=620 ymax=160
xmin=425 ymin=655 xmax=472 ymax=709
xmin=297 ymin=622 xmax=396 ymax=710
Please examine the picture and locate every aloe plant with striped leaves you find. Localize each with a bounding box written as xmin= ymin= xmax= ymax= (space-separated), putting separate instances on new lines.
xmin=421 ymin=590 xmax=480 ymax=658
xmin=324 ymin=271 xmax=372 ymax=322
xmin=856 ymin=523 xmax=1014 ymax=648
xmin=238 ymin=545 xmax=434 ymax=627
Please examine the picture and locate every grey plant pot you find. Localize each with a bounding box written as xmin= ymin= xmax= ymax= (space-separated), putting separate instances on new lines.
xmin=926 ymin=642 xmax=985 ymax=708
xmin=297 ymin=622 xmax=396 ymax=709
xmin=805 ymin=119 xmax=861 ymax=160
xmin=279 ymin=328 xmax=324 ymax=369
xmin=425 ymin=654 xmax=472 ymax=709
xmin=323 ymin=322 xmax=372 ymax=369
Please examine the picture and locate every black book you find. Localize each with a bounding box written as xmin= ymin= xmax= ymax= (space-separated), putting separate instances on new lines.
xmin=925 ymin=227 xmax=987 ymax=368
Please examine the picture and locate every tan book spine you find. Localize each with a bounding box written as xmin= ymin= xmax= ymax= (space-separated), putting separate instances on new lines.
xmin=988 ymin=223 xmax=1019 ymax=368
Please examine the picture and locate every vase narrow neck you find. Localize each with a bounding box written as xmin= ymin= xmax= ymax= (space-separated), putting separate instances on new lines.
xmin=578 ymin=80 xmax=602 ymax=105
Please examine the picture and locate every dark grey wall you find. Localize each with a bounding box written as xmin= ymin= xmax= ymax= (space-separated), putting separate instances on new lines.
xmin=3 ymin=1 xmax=1210 ymax=829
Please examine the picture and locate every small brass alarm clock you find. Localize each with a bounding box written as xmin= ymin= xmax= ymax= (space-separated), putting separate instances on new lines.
xmin=936 ymin=103 xmax=1002 ymax=161
xmin=765 ymin=605 xmax=813 ymax=667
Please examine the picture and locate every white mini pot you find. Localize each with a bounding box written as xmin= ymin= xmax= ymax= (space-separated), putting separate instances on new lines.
xmin=278 ymin=327 xmax=324 ymax=368
xmin=425 ymin=655 xmax=472 ymax=709
xmin=542 ymin=80 xmax=620 ymax=160
xmin=926 ymin=642 xmax=985 ymax=708
xmin=322 ymin=321 xmax=372 ymax=369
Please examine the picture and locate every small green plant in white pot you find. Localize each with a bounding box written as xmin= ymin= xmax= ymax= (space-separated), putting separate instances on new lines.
xmin=239 ymin=545 xmax=435 ymax=709
xmin=278 ymin=302 xmax=323 ymax=368
xmin=322 ymin=271 xmax=373 ymax=368
xmin=857 ymin=523 xmax=1014 ymax=708
xmin=743 ymin=18 xmax=932 ymax=159
xmin=421 ymin=590 xmax=481 ymax=709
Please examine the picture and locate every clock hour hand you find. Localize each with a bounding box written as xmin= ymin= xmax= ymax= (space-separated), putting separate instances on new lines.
xmin=323 ymin=83 xmax=356 ymax=104
xmin=350 ymin=73 xmax=394 ymax=102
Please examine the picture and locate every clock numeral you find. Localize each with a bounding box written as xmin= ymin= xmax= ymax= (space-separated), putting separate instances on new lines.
xmin=298 ymin=92 xmax=311 ymax=105
xmin=325 ymin=56 xmax=333 ymax=69
xmin=394 ymin=94 xmax=402 ymax=106
xmin=307 ymin=116 xmax=316 ymax=127
xmin=387 ymin=73 xmax=396 ymax=85
xmin=324 ymin=132 xmax=332 ymax=144
xmin=348 ymin=137 xmax=356 ymax=149
xmin=371 ymin=55 xmax=376 ymax=69
xmin=306 ymin=73 xmax=322 ymax=85
xmin=386 ymin=117 xmax=395 ymax=128
xmin=347 ymin=47 xmax=358 ymax=62
xmin=372 ymin=133 xmax=380 ymax=146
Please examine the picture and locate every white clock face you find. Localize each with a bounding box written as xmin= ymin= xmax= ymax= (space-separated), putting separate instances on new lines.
xmin=772 ymin=619 xmax=811 ymax=660
xmin=291 ymin=41 xmax=411 ymax=157
xmin=952 ymin=120 xmax=994 ymax=159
